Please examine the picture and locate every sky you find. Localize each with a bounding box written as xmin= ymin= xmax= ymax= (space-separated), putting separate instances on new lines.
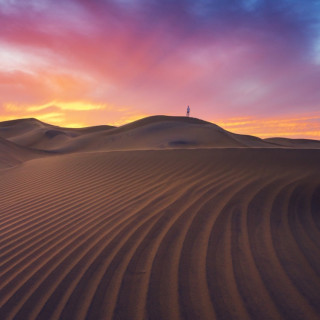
xmin=0 ymin=0 xmax=320 ymax=138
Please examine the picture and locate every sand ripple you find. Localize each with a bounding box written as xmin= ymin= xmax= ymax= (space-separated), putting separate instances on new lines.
xmin=0 ymin=149 xmax=319 ymax=320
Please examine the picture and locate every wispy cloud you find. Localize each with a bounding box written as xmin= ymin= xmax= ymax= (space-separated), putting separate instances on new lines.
xmin=26 ymin=101 xmax=106 ymax=112
xmin=1 ymin=98 xmax=146 ymax=127
xmin=216 ymin=113 xmax=320 ymax=138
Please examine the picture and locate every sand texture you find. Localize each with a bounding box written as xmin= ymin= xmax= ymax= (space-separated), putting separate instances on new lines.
xmin=0 ymin=117 xmax=320 ymax=320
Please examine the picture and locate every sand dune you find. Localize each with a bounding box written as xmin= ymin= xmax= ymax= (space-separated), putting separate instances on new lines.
xmin=0 ymin=116 xmax=320 ymax=320
xmin=0 ymin=116 xmax=307 ymax=153
xmin=0 ymin=118 xmax=114 ymax=151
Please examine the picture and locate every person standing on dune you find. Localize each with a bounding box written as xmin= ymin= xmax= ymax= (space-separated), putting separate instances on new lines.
xmin=186 ymin=105 xmax=190 ymax=117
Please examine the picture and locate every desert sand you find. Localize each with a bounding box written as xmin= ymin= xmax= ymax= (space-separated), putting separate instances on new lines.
xmin=0 ymin=116 xmax=319 ymax=320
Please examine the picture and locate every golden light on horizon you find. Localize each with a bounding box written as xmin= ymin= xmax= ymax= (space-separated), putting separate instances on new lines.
xmin=215 ymin=114 xmax=320 ymax=139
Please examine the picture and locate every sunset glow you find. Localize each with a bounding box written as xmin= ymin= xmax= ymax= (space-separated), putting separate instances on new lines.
xmin=215 ymin=113 xmax=320 ymax=139
xmin=1 ymin=0 xmax=320 ymax=138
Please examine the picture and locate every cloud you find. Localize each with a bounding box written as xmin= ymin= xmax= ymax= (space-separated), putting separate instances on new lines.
xmin=1 ymin=98 xmax=146 ymax=127
xmin=216 ymin=113 xmax=320 ymax=138
xmin=26 ymin=101 xmax=107 ymax=112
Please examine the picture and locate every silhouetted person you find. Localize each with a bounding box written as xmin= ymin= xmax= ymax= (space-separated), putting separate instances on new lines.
xmin=186 ymin=105 xmax=190 ymax=117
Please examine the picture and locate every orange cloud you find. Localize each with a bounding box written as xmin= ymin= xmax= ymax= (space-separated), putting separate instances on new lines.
xmin=215 ymin=113 xmax=320 ymax=139
xmin=1 ymin=99 xmax=149 ymax=128
xmin=26 ymin=101 xmax=107 ymax=112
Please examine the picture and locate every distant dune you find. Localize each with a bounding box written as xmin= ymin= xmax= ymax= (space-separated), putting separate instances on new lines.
xmin=265 ymin=137 xmax=320 ymax=149
xmin=0 ymin=116 xmax=320 ymax=320
xmin=0 ymin=118 xmax=115 ymax=153
xmin=1 ymin=116 xmax=319 ymax=156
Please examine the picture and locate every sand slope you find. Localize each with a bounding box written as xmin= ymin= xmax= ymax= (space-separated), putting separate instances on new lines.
xmin=0 ymin=148 xmax=320 ymax=320
xmin=0 ymin=137 xmax=44 ymax=169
